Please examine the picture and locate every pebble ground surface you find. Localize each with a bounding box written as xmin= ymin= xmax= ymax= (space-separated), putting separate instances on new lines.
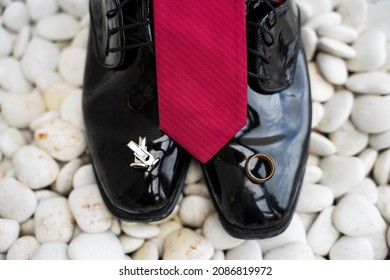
xmin=0 ymin=0 xmax=390 ymax=260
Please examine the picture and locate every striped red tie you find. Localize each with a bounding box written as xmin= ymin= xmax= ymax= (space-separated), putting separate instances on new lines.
xmin=153 ymin=0 xmax=247 ymax=163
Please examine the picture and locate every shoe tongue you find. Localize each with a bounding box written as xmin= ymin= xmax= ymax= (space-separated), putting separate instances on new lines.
xmin=246 ymin=0 xmax=277 ymax=23
xmin=91 ymin=0 xmax=125 ymax=68
xmin=142 ymin=0 xmax=154 ymax=54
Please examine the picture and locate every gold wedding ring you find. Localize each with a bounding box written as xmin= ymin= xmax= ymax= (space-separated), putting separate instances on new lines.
xmin=245 ymin=153 xmax=275 ymax=183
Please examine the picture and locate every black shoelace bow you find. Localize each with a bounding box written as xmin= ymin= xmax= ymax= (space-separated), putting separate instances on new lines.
xmin=246 ymin=0 xmax=278 ymax=80
xmin=106 ymin=0 xmax=153 ymax=53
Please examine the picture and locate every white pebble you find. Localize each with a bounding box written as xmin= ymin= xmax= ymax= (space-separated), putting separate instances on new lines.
xmin=309 ymin=132 xmax=336 ymax=156
xmin=72 ymin=27 xmax=89 ymax=48
xmin=53 ymin=158 xmax=83 ymax=195
xmin=387 ymin=228 xmax=390 ymax=250
xmin=368 ymin=1 xmax=390 ymax=39
xmin=211 ymin=250 xmax=225 ymax=260
xmin=59 ymin=47 xmax=86 ymax=87
xmin=333 ymin=194 xmax=386 ymax=236
xmin=6 ymin=236 xmax=39 ymax=260
xmin=297 ymin=212 xmax=317 ymax=232
xmin=20 ymin=219 xmax=35 ymax=237
xmin=377 ymin=186 xmax=390 ymax=223
xmin=34 ymin=197 xmax=74 ymax=243
xmin=329 ymin=121 xmax=368 ymax=156
xmin=0 ymin=158 xmax=13 ymax=178
xmin=317 ymin=37 xmax=356 ymax=59
xmin=68 ymin=232 xmax=125 ymax=260
xmin=316 ymin=52 xmax=348 ymax=85
xmin=307 ymin=207 xmax=340 ymax=256
xmin=359 ymin=148 xmax=378 ymax=176
xmin=337 ymin=0 xmax=368 ymax=32
xmin=0 ymin=0 xmax=12 ymax=7
xmin=32 ymin=242 xmax=69 ymax=260
xmin=73 ymin=164 xmax=97 ymax=188
xmin=365 ymin=228 xmax=389 ymax=260
xmin=296 ymin=184 xmax=334 ymax=213
xmin=296 ymin=0 xmax=332 ymax=18
xmin=26 ymin=0 xmax=58 ymax=21
xmin=320 ymin=155 xmax=365 ymax=198
xmin=370 ymin=129 xmax=390 ymax=151
xmin=21 ymin=38 xmax=60 ymax=83
xmin=30 ymin=111 xmax=59 ymax=131
xmin=2 ymin=93 xmax=45 ymax=129
xmin=36 ymin=13 xmax=79 ymax=41
xmin=374 ymin=149 xmax=390 ymax=185
xmin=349 ymin=178 xmax=378 ymax=205
xmin=185 ymin=159 xmax=203 ymax=184
xmin=383 ymin=41 xmax=390 ymax=71
xmin=69 ymin=184 xmax=113 ymax=233
xmin=308 ymin=63 xmax=334 ymax=102
xmin=346 ymin=71 xmax=390 ymax=95
xmin=132 ymin=241 xmax=159 ymax=260
xmin=303 ymin=165 xmax=322 ymax=184
xmin=311 ymin=102 xmax=324 ymax=128
xmin=151 ymin=221 xmax=182 ymax=257
xmin=35 ymin=189 xmax=61 ymax=201
xmin=57 ymin=0 xmax=89 ymax=18
xmin=301 ymin=27 xmax=317 ymax=61
xmin=317 ymin=24 xmax=358 ymax=43
xmin=179 ymin=195 xmax=214 ymax=228
xmin=183 ymin=182 xmax=209 ymax=198
xmin=43 ymin=82 xmax=78 ymax=111
xmin=0 ymin=218 xmax=20 ymax=253
xmin=119 ymin=235 xmax=145 ymax=254
xmin=13 ymin=145 xmax=59 ymax=189
xmin=80 ymin=13 xmax=90 ymax=27
xmin=0 ymin=177 xmax=37 ymax=222
xmin=318 ymin=90 xmax=353 ymax=133
xmin=2 ymin=2 xmax=29 ymax=32
xmin=163 ymin=228 xmax=214 ymax=260
xmin=13 ymin=26 xmax=31 ymax=59
xmin=304 ymin=12 xmax=341 ymax=30
xmin=0 ymin=57 xmax=32 ymax=93
xmin=121 ymin=223 xmax=160 ymax=239
xmin=109 ymin=219 xmax=121 ymax=236
xmin=0 ymin=127 xmax=26 ymax=158
xmin=329 ymin=236 xmax=374 ymax=260
xmin=348 ymin=30 xmax=387 ymax=72
xmin=257 ymin=214 xmax=307 ymax=254
xmin=203 ymin=214 xmax=244 ymax=250
xmin=0 ymin=26 xmax=13 ymax=57
xmin=264 ymin=242 xmax=314 ymax=260
xmin=60 ymin=90 xmax=84 ymax=129
xmin=225 ymin=240 xmax=262 ymax=260
xmin=352 ymin=96 xmax=390 ymax=134
xmin=34 ymin=119 xmax=86 ymax=162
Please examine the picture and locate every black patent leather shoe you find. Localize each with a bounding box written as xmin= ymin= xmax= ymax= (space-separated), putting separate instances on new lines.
xmin=203 ymin=0 xmax=311 ymax=239
xmin=83 ymin=0 xmax=190 ymax=221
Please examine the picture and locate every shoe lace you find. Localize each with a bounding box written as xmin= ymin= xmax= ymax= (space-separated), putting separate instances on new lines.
xmin=106 ymin=0 xmax=153 ymax=53
xmin=246 ymin=0 xmax=278 ymax=80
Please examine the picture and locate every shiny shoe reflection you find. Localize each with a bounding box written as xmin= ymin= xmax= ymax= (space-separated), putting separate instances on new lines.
xmin=83 ymin=0 xmax=190 ymax=221
xmin=203 ymin=0 xmax=311 ymax=239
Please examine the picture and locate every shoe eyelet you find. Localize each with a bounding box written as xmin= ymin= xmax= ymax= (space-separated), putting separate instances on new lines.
xmin=245 ymin=153 xmax=275 ymax=183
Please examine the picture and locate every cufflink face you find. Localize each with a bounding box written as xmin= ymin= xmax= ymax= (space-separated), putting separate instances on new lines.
xmin=128 ymin=137 xmax=160 ymax=172
xmin=245 ymin=153 xmax=275 ymax=183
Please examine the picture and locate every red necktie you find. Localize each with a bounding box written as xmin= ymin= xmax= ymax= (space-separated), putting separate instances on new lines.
xmin=154 ymin=0 xmax=247 ymax=163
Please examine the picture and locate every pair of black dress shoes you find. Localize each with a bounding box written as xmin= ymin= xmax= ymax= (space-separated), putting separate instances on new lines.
xmin=83 ymin=0 xmax=311 ymax=239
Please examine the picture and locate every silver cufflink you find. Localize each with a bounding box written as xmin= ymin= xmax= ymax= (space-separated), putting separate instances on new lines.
xmin=127 ymin=137 xmax=160 ymax=172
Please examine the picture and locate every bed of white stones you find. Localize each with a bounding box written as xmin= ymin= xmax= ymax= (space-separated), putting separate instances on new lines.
xmin=0 ymin=0 xmax=390 ymax=260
